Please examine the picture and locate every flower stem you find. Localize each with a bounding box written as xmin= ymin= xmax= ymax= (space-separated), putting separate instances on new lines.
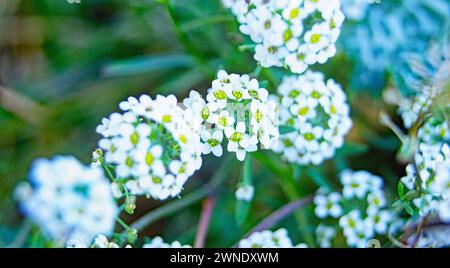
xmin=194 ymin=195 xmax=216 ymax=248
xmin=125 ymin=155 xmax=235 ymax=233
xmin=253 ymin=152 xmax=316 ymax=247
xmin=236 ymin=195 xmax=314 ymax=247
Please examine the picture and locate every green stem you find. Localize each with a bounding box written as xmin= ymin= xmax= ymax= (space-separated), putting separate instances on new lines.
xmin=160 ymin=0 xmax=213 ymax=78
xmin=253 ymin=152 xmax=316 ymax=247
xmin=116 ymin=217 xmax=133 ymax=232
xmin=281 ymin=165 xmax=316 ymax=247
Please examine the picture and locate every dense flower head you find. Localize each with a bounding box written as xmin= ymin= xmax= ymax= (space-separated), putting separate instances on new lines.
xmin=238 ymin=229 xmax=294 ymax=248
xmin=183 ymin=70 xmax=279 ymax=161
xmin=401 ymin=118 xmax=450 ymax=220
xmin=314 ymin=170 xmax=395 ymax=248
xmin=272 ymin=71 xmax=352 ymax=165
xmin=15 ymin=156 xmax=118 ymax=245
xmin=143 ymin=236 xmax=191 ymax=248
xmin=96 ymin=94 xmax=203 ymax=200
xmin=222 ymin=0 xmax=345 ymax=73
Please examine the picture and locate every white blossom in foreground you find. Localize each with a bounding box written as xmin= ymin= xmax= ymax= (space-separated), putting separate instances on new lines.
xmin=238 ymin=229 xmax=294 ymax=248
xmin=314 ymin=170 xmax=395 ymax=248
xmin=183 ymin=70 xmax=279 ymax=161
xmin=401 ymin=118 xmax=450 ymax=220
xmin=273 ymin=71 xmax=352 ymax=165
xmin=143 ymin=236 xmax=191 ymax=248
xmin=15 ymin=156 xmax=118 ymax=245
xmin=96 ymin=94 xmax=203 ymax=200
xmin=222 ymin=0 xmax=345 ymax=73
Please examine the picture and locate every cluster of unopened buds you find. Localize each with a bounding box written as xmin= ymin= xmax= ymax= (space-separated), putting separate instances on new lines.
xmin=222 ymin=0 xmax=345 ymax=73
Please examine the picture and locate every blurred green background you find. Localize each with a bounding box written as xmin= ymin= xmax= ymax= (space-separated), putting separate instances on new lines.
xmin=0 ymin=0 xmax=403 ymax=247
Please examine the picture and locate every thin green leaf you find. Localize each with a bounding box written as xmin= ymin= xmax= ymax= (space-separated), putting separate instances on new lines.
xmin=306 ymin=167 xmax=335 ymax=192
xmin=179 ymin=14 xmax=234 ymax=32
xmin=279 ymin=125 xmax=297 ymax=135
xmin=336 ymin=142 xmax=369 ymax=156
xmin=235 ymin=155 xmax=253 ymax=226
xmin=103 ymin=54 xmax=195 ymax=77
xmin=397 ymin=181 xmax=405 ymax=200
xmin=404 ymin=203 xmax=414 ymax=216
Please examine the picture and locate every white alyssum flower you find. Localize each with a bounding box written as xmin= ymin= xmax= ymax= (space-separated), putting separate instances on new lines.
xmin=401 ymin=118 xmax=450 ymax=219
xmin=222 ymin=0 xmax=345 ymax=73
xmin=92 ymin=234 xmax=120 ymax=248
xmin=316 ymin=224 xmax=336 ymax=248
xmin=314 ymin=170 xmax=396 ymax=248
xmin=235 ymin=185 xmax=255 ymax=201
xmin=143 ymin=236 xmax=191 ymax=248
xmin=15 ymin=156 xmax=118 ymax=245
xmin=96 ymin=94 xmax=203 ymax=201
xmin=238 ymin=229 xmax=294 ymax=248
xmin=183 ymin=70 xmax=279 ymax=162
xmin=273 ymin=71 xmax=352 ymax=165
xmin=314 ymin=192 xmax=343 ymax=219
xmin=340 ymin=170 xmax=375 ymax=199
xmin=67 ymin=234 xmax=132 ymax=248
xmin=383 ymin=42 xmax=449 ymax=130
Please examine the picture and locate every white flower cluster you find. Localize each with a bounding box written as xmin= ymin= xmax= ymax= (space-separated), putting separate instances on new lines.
xmin=314 ymin=170 xmax=394 ymax=248
xmin=183 ymin=70 xmax=279 ymax=161
xmin=143 ymin=236 xmax=191 ymax=248
xmin=273 ymin=71 xmax=352 ymax=165
xmin=67 ymin=234 xmax=133 ymax=248
xmin=96 ymin=94 xmax=203 ymax=200
xmin=401 ymin=118 xmax=450 ymax=220
xmin=383 ymin=42 xmax=449 ymax=129
xmin=15 ymin=156 xmax=118 ymax=245
xmin=383 ymin=87 xmax=436 ymax=129
xmin=239 ymin=229 xmax=302 ymax=248
xmin=222 ymin=0 xmax=345 ymax=73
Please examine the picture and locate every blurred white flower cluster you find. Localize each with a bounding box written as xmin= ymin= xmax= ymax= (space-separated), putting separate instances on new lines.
xmin=67 ymin=234 xmax=122 ymax=248
xmin=273 ymin=71 xmax=352 ymax=165
xmin=184 ymin=70 xmax=279 ymax=161
xmin=143 ymin=236 xmax=191 ymax=248
xmin=222 ymin=0 xmax=345 ymax=73
xmin=383 ymin=42 xmax=449 ymax=129
xmin=340 ymin=0 xmax=369 ymax=21
xmin=15 ymin=156 xmax=118 ymax=245
xmin=96 ymin=94 xmax=203 ymax=200
xmin=314 ymin=170 xmax=396 ymax=248
xmin=238 ymin=229 xmax=306 ymax=248
xmin=401 ymin=118 xmax=450 ymax=220
xmin=67 ymin=235 xmax=189 ymax=248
